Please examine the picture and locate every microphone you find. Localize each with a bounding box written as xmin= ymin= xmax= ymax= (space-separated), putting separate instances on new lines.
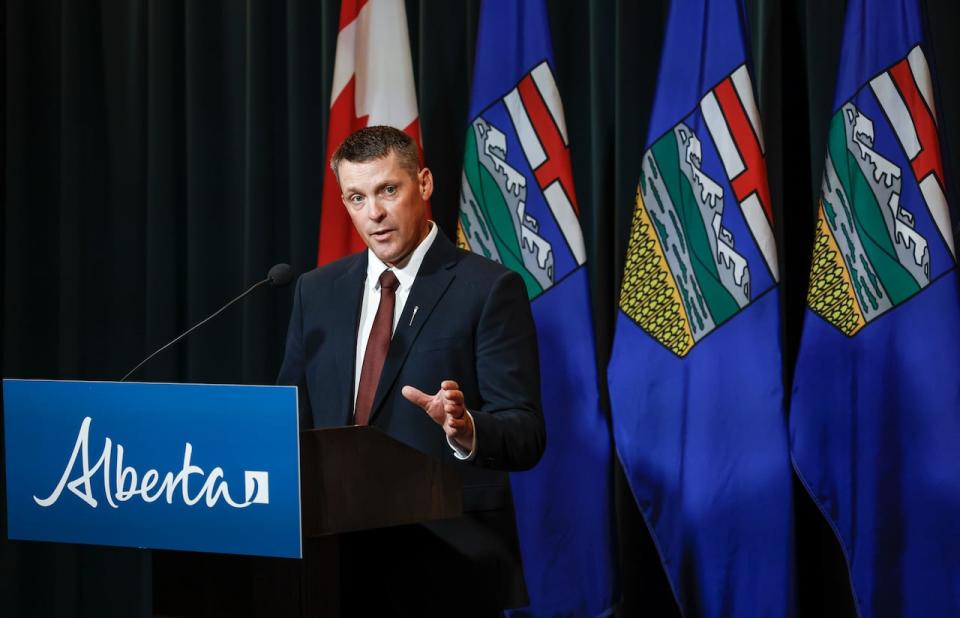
xmin=121 ymin=263 xmax=295 ymax=381
xmin=266 ymin=262 xmax=294 ymax=287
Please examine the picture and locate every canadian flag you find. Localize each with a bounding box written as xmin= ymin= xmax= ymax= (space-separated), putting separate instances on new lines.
xmin=317 ymin=0 xmax=426 ymax=266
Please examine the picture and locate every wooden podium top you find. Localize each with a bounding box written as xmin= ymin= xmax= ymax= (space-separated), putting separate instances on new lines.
xmin=299 ymin=425 xmax=463 ymax=537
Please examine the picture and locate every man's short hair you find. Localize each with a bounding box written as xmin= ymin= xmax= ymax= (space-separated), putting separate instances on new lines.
xmin=330 ymin=125 xmax=421 ymax=181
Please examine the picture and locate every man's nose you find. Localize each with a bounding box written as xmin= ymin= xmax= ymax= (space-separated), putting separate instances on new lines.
xmin=366 ymin=198 xmax=386 ymax=220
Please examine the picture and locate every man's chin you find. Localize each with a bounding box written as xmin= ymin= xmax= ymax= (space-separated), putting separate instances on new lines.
xmin=369 ymin=245 xmax=395 ymax=263
xmin=374 ymin=247 xmax=415 ymax=268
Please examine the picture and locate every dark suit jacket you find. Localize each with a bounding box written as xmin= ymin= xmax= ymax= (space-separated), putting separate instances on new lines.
xmin=277 ymin=231 xmax=545 ymax=608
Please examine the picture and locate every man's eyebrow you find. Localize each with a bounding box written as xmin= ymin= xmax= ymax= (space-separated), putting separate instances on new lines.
xmin=375 ymin=179 xmax=401 ymax=191
xmin=342 ymin=177 xmax=405 ymax=196
xmin=354 ymin=180 xmax=401 ymax=192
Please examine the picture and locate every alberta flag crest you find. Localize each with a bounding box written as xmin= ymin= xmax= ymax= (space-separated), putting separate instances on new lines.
xmin=459 ymin=60 xmax=586 ymax=299
xmin=622 ymin=65 xmax=778 ymax=356
xmin=808 ymin=45 xmax=955 ymax=336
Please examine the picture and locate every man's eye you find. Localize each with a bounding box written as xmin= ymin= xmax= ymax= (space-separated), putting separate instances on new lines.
xmin=383 ymin=185 xmax=397 ymax=196
xmin=349 ymin=195 xmax=364 ymax=205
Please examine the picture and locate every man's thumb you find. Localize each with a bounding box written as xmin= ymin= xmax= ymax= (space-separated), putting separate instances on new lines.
xmin=401 ymin=385 xmax=433 ymax=409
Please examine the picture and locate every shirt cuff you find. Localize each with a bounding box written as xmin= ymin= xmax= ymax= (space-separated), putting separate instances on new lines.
xmin=447 ymin=409 xmax=477 ymax=461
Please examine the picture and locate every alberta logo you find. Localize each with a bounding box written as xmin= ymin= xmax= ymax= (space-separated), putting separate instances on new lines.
xmin=807 ymin=45 xmax=955 ymax=336
xmin=34 ymin=416 xmax=270 ymax=510
xmin=458 ymin=60 xmax=586 ymax=301
xmin=620 ymin=64 xmax=777 ymax=357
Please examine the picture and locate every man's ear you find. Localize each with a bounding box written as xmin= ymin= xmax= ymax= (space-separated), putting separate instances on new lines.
xmin=418 ymin=167 xmax=435 ymax=201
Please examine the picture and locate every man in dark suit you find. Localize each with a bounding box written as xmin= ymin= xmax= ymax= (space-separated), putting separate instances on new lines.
xmin=277 ymin=126 xmax=545 ymax=615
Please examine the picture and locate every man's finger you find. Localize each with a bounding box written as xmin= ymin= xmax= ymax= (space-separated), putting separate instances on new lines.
xmin=440 ymin=380 xmax=459 ymax=391
xmin=442 ymin=389 xmax=464 ymax=405
xmin=401 ymin=385 xmax=434 ymax=410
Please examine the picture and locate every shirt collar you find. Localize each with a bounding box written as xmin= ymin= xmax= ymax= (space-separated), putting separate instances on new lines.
xmin=366 ymin=221 xmax=438 ymax=292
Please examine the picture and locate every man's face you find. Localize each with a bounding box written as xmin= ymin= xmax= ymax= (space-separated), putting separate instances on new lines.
xmin=338 ymin=151 xmax=433 ymax=267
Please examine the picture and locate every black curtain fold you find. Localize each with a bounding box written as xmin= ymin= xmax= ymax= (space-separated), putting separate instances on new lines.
xmin=4 ymin=0 xmax=959 ymax=615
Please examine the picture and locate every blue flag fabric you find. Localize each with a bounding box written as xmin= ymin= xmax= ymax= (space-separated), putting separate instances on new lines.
xmin=790 ymin=1 xmax=960 ymax=616
xmin=458 ymin=1 xmax=618 ymax=615
xmin=606 ymin=0 xmax=794 ymax=615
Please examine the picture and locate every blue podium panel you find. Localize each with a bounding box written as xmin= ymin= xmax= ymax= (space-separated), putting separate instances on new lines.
xmin=3 ymin=380 xmax=301 ymax=559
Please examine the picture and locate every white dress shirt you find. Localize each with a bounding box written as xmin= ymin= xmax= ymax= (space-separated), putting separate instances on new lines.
xmin=353 ymin=222 xmax=476 ymax=459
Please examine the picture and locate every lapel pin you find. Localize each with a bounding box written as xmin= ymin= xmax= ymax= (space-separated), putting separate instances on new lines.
xmin=409 ymin=305 xmax=419 ymax=326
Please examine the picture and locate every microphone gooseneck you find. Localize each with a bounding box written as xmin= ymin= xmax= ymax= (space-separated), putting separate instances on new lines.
xmin=120 ymin=263 xmax=294 ymax=381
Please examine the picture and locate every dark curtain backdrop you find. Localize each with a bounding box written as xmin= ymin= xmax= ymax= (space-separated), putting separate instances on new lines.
xmin=3 ymin=0 xmax=959 ymax=616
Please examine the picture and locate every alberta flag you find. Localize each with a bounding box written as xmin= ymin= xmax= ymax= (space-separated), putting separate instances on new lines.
xmin=606 ymin=0 xmax=793 ymax=615
xmin=790 ymin=0 xmax=960 ymax=615
xmin=459 ymin=0 xmax=617 ymax=615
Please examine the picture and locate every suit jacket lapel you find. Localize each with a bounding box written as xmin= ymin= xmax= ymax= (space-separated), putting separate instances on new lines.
xmin=331 ymin=253 xmax=367 ymax=425
xmin=369 ymin=233 xmax=460 ymax=424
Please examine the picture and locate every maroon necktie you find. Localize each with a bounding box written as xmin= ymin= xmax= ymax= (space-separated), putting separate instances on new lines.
xmin=354 ymin=270 xmax=399 ymax=426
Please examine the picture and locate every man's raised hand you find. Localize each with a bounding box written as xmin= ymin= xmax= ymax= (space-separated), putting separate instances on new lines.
xmin=401 ymin=380 xmax=474 ymax=452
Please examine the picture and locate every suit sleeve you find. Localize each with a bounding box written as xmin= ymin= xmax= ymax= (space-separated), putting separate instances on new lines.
xmin=277 ymin=275 xmax=314 ymax=429
xmin=469 ymin=270 xmax=545 ymax=471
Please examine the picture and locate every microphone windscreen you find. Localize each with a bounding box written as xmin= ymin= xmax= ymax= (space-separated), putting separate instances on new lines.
xmin=267 ymin=263 xmax=294 ymax=287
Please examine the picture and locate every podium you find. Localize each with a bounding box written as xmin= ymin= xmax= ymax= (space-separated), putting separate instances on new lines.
xmin=299 ymin=425 xmax=462 ymax=537
xmin=294 ymin=426 xmax=463 ymax=616
xmin=154 ymin=426 xmax=464 ymax=616
xmin=3 ymin=380 xmax=464 ymax=616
